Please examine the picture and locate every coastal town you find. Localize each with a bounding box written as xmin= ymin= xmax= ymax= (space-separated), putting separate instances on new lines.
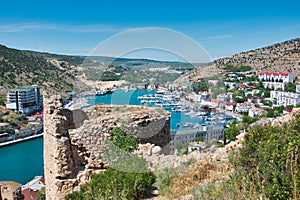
xmin=1 ymin=1 xmax=300 ymax=199
xmin=1 ymin=57 xmax=300 ymax=196
xmin=1 ymin=64 xmax=300 ymax=149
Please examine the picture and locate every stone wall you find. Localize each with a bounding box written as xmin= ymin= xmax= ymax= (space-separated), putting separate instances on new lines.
xmin=0 ymin=181 xmax=24 ymax=200
xmin=44 ymin=95 xmax=170 ymax=200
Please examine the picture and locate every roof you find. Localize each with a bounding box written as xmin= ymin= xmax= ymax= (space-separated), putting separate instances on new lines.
xmin=22 ymin=188 xmax=38 ymax=200
xmin=10 ymin=85 xmax=40 ymax=92
xmin=284 ymin=108 xmax=293 ymax=113
xmin=258 ymin=72 xmax=290 ymax=76
xmin=223 ymin=102 xmax=236 ymax=106
xmin=12 ymin=86 xmax=33 ymax=92
xmin=201 ymin=91 xmax=214 ymax=95
xmin=237 ymin=102 xmax=251 ymax=106
xmin=250 ymin=107 xmax=264 ymax=112
xmin=236 ymin=84 xmax=257 ymax=89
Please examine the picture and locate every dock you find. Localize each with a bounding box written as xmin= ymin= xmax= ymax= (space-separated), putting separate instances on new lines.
xmin=0 ymin=133 xmax=44 ymax=148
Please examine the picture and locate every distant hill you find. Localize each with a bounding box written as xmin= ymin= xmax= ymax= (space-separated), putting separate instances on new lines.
xmin=176 ymin=38 xmax=300 ymax=83
xmin=0 ymin=44 xmax=197 ymax=95
xmin=0 ymin=45 xmax=83 ymax=95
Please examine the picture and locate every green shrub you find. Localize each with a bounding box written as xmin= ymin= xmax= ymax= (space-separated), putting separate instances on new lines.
xmin=65 ymin=157 xmax=155 ymax=200
xmin=193 ymin=115 xmax=300 ymax=200
xmin=109 ymin=127 xmax=138 ymax=153
xmin=230 ymin=120 xmax=300 ymax=200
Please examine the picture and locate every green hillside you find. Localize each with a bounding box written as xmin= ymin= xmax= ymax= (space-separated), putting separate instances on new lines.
xmin=0 ymin=45 xmax=77 ymax=93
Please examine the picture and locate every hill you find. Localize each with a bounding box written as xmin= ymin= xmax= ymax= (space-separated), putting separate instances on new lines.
xmin=176 ymin=38 xmax=300 ymax=83
xmin=0 ymin=44 xmax=199 ymax=95
xmin=0 ymin=45 xmax=80 ymax=94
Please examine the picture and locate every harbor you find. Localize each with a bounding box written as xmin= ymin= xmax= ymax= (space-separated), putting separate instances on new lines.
xmin=0 ymin=89 xmax=235 ymax=184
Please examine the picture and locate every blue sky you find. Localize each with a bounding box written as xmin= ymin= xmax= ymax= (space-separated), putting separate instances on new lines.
xmin=0 ymin=0 xmax=299 ymax=61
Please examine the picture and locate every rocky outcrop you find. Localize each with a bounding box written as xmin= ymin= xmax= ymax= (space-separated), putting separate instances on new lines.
xmin=0 ymin=181 xmax=24 ymax=200
xmin=272 ymin=107 xmax=300 ymax=126
xmin=44 ymin=95 xmax=170 ymax=200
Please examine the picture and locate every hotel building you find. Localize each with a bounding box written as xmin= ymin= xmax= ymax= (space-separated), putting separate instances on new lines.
xmin=6 ymin=85 xmax=43 ymax=114
xmin=258 ymin=72 xmax=293 ymax=90
xmin=270 ymin=90 xmax=300 ymax=106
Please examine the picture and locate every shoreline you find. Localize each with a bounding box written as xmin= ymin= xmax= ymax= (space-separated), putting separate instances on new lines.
xmin=0 ymin=133 xmax=44 ymax=148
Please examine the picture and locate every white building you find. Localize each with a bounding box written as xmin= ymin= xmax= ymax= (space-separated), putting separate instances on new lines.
xmin=248 ymin=107 xmax=264 ymax=117
xmin=6 ymin=85 xmax=43 ymax=114
xmin=258 ymin=72 xmax=293 ymax=90
xmin=270 ymin=90 xmax=300 ymax=106
xmin=235 ymin=102 xmax=251 ymax=113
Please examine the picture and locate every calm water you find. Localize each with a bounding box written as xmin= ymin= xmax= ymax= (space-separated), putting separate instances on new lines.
xmin=0 ymin=137 xmax=43 ymax=184
xmin=0 ymin=90 xmax=220 ymax=184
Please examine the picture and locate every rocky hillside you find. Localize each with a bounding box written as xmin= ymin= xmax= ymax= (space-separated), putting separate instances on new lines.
xmin=176 ymin=38 xmax=300 ymax=83
xmin=0 ymin=45 xmax=83 ymax=94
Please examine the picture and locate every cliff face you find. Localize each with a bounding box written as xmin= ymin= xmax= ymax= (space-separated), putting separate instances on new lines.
xmin=43 ymin=95 xmax=170 ymax=200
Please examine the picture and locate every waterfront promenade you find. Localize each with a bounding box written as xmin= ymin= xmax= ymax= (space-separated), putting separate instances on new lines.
xmin=0 ymin=133 xmax=43 ymax=147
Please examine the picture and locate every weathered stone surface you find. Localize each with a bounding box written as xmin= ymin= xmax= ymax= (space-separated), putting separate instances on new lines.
xmin=0 ymin=181 xmax=24 ymax=200
xmin=44 ymin=95 xmax=170 ymax=200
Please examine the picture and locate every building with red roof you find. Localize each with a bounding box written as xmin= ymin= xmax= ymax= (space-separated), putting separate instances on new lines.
xmin=258 ymin=72 xmax=293 ymax=90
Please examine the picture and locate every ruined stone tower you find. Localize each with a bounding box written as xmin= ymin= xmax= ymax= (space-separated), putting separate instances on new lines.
xmin=44 ymin=95 xmax=170 ymax=199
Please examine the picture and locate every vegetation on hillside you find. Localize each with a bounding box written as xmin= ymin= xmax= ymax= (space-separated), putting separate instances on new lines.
xmin=224 ymin=65 xmax=251 ymax=72
xmin=155 ymin=115 xmax=300 ymax=200
xmin=26 ymin=51 xmax=86 ymax=66
xmin=0 ymin=45 xmax=75 ymax=92
xmin=178 ymin=38 xmax=300 ymax=83
xmin=199 ymin=117 xmax=300 ymax=199
xmin=99 ymin=65 xmax=128 ymax=81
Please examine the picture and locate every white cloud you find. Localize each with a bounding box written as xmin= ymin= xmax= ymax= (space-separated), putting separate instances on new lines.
xmin=202 ymin=34 xmax=232 ymax=40
xmin=0 ymin=23 xmax=127 ymax=33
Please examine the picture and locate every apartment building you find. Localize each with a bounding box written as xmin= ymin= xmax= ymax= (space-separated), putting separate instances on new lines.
xmin=270 ymin=90 xmax=300 ymax=106
xmin=6 ymin=85 xmax=43 ymax=114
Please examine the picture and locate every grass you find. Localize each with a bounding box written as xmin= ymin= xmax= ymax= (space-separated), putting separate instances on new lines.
xmin=156 ymin=159 xmax=231 ymax=199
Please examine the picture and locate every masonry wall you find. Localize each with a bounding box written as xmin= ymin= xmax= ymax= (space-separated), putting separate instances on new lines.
xmin=44 ymin=95 xmax=170 ymax=200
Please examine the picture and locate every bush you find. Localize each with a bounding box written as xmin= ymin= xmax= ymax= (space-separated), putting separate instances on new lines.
xmin=193 ymin=115 xmax=300 ymax=200
xmin=230 ymin=116 xmax=300 ymax=199
xmin=0 ymin=96 xmax=5 ymax=105
xmin=65 ymin=157 xmax=155 ymax=200
xmin=109 ymin=127 xmax=138 ymax=153
xmin=224 ymin=121 xmax=239 ymax=144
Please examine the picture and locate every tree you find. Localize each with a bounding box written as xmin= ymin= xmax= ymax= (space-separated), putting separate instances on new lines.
xmin=242 ymin=115 xmax=259 ymax=125
xmin=191 ymin=80 xmax=208 ymax=93
xmin=0 ymin=96 xmax=4 ymax=106
xmin=285 ymin=82 xmax=296 ymax=93
xmin=262 ymin=100 xmax=272 ymax=106
xmin=257 ymin=81 xmax=264 ymax=90
xmin=224 ymin=121 xmax=239 ymax=144
xmin=263 ymin=90 xmax=270 ymax=98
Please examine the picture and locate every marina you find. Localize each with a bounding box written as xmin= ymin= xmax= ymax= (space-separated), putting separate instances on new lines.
xmin=136 ymin=91 xmax=235 ymax=129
